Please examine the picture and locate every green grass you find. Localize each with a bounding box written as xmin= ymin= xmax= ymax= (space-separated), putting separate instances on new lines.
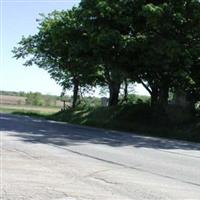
xmin=0 ymin=104 xmax=60 ymax=114
xmin=1 ymin=104 xmax=199 ymax=143
xmin=48 ymin=104 xmax=200 ymax=142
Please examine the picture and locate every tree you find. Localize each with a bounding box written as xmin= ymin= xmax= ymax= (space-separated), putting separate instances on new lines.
xmin=26 ymin=92 xmax=44 ymax=106
xmin=78 ymin=0 xmax=134 ymax=106
xmin=13 ymin=8 xmax=100 ymax=108
xmin=125 ymin=0 xmax=200 ymax=111
xmin=13 ymin=0 xmax=200 ymax=112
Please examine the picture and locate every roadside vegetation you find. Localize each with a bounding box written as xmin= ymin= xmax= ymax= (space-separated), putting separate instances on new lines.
xmin=1 ymin=97 xmax=199 ymax=143
xmin=5 ymin=104 xmax=200 ymax=143
xmin=8 ymin=0 xmax=200 ymax=142
xmin=51 ymin=105 xmax=200 ymax=142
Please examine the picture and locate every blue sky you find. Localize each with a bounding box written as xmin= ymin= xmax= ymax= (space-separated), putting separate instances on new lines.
xmin=0 ymin=0 xmax=149 ymax=96
xmin=1 ymin=0 xmax=80 ymax=95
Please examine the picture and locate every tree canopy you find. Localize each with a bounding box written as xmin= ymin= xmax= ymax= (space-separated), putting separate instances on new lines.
xmin=13 ymin=0 xmax=200 ymax=111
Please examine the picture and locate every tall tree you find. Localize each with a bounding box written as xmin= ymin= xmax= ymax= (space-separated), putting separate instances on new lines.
xmin=13 ymin=9 xmax=100 ymax=108
xmin=126 ymin=0 xmax=200 ymax=110
xmin=78 ymin=0 xmax=133 ymax=106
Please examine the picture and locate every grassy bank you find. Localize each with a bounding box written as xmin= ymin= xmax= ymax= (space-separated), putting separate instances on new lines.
xmin=2 ymin=103 xmax=199 ymax=143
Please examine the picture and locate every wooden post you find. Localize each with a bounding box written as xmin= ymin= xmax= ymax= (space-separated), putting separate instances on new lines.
xmin=61 ymin=100 xmax=67 ymax=111
xmin=63 ymin=100 xmax=66 ymax=110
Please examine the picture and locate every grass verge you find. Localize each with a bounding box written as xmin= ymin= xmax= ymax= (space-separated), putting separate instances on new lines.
xmin=0 ymin=104 xmax=59 ymax=114
xmin=1 ymin=104 xmax=199 ymax=143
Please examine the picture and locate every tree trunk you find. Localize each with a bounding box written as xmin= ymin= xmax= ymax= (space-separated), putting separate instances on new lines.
xmin=72 ymin=78 xmax=79 ymax=109
xmin=158 ymin=83 xmax=169 ymax=108
xmin=150 ymin=82 xmax=169 ymax=119
xmin=150 ymin=83 xmax=169 ymax=108
xmin=151 ymin=86 xmax=159 ymax=108
xmin=104 ymin=67 xmax=122 ymax=107
xmin=123 ymin=79 xmax=128 ymax=103
xmin=108 ymin=81 xmax=121 ymax=106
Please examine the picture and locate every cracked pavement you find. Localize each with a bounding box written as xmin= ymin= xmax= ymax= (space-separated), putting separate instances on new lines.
xmin=0 ymin=113 xmax=200 ymax=199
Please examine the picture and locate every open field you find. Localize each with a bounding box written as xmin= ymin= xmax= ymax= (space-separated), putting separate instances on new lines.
xmin=0 ymin=104 xmax=60 ymax=114
xmin=0 ymin=94 xmax=64 ymax=107
xmin=0 ymin=95 xmax=26 ymax=105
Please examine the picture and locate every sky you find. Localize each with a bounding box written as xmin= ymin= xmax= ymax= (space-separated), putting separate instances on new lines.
xmin=0 ymin=0 xmax=149 ymax=96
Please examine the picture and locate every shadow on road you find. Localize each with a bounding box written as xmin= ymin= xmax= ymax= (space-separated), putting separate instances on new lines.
xmin=1 ymin=113 xmax=200 ymax=151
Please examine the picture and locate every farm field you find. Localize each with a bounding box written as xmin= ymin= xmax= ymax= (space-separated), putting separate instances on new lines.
xmin=0 ymin=104 xmax=60 ymax=114
xmin=0 ymin=94 xmax=64 ymax=106
xmin=0 ymin=95 xmax=26 ymax=105
xmin=0 ymin=94 xmax=64 ymax=114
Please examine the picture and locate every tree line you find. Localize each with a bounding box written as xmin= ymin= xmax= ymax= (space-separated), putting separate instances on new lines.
xmin=13 ymin=0 xmax=200 ymax=115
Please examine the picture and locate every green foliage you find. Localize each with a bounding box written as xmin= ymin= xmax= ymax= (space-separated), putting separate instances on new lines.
xmin=127 ymin=0 xmax=200 ymax=109
xmin=80 ymin=96 xmax=102 ymax=107
xmin=25 ymin=92 xmax=45 ymax=106
xmin=13 ymin=8 xmax=103 ymax=108
xmin=13 ymin=0 xmax=200 ymax=113
xmin=49 ymin=104 xmax=200 ymax=142
xmin=125 ymin=94 xmax=150 ymax=104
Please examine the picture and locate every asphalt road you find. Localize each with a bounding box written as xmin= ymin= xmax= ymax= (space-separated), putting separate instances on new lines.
xmin=0 ymin=113 xmax=200 ymax=200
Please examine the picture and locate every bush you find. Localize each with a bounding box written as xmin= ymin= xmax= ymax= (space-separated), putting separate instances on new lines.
xmin=26 ymin=92 xmax=45 ymax=106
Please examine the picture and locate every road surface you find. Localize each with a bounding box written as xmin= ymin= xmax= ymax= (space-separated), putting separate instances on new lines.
xmin=0 ymin=113 xmax=200 ymax=200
